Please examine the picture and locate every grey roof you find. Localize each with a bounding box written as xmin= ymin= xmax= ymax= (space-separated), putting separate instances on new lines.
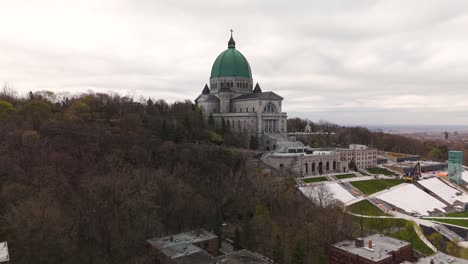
xmin=175 ymin=250 xmax=213 ymax=264
xmin=195 ymin=94 xmax=220 ymax=103
xmin=211 ymin=250 xmax=271 ymax=264
xmin=0 ymin=242 xmax=9 ymax=263
xmin=416 ymin=252 xmax=468 ymax=264
xmin=147 ymin=229 xmax=217 ymax=259
xmin=206 ymin=94 xmax=220 ymax=102
xmin=232 ymin=91 xmax=283 ymax=101
xmin=253 ymin=83 xmax=262 ymax=93
xmin=332 ymin=234 xmax=410 ymax=262
xmin=202 ymin=84 xmax=210 ymax=94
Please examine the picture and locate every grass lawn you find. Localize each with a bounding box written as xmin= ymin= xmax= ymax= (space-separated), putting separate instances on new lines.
xmin=389 ymin=224 xmax=435 ymax=255
xmin=443 ymin=211 xmax=468 ymax=217
xmin=350 ymin=179 xmax=404 ymax=195
xmin=303 ymin=176 xmax=327 ymax=183
xmin=335 ymin=173 xmax=356 ymax=180
xmin=353 ymin=217 xmax=434 ymax=255
xmin=367 ymin=167 xmax=396 ymax=176
xmin=425 ymin=218 xmax=468 ymax=228
xmin=347 ymin=200 xmax=389 ymax=216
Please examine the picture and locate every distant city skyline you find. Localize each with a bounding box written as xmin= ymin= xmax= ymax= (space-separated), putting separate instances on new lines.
xmin=2 ymin=0 xmax=468 ymax=125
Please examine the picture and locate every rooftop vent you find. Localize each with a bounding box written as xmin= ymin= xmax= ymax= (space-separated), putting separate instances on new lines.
xmin=355 ymin=238 xmax=364 ymax=248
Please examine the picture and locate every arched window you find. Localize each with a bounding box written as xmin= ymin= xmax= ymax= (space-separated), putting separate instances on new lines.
xmin=333 ymin=161 xmax=336 ymax=170
xmin=263 ymin=103 xmax=276 ymax=113
xmin=230 ymin=81 xmax=233 ymax=88
xmin=326 ymin=161 xmax=330 ymax=171
xmin=312 ymin=163 xmax=315 ymax=172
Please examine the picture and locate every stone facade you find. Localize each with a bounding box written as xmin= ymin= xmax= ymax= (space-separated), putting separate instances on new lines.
xmin=264 ymin=150 xmax=349 ymax=176
xmin=339 ymin=144 xmax=378 ymax=169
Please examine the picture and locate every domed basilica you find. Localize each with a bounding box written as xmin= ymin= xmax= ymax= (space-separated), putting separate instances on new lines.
xmin=195 ymin=33 xmax=288 ymax=141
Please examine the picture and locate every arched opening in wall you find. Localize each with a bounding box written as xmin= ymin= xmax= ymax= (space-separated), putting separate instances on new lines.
xmin=263 ymin=103 xmax=276 ymax=113
xmin=273 ymin=145 xmax=276 ymax=150
xmin=230 ymin=81 xmax=233 ymax=87
xmin=279 ymin=164 xmax=284 ymax=169
xmin=312 ymin=163 xmax=315 ymax=173
xmin=333 ymin=161 xmax=336 ymax=171
xmin=326 ymin=161 xmax=330 ymax=171
xmin=318 ymin=162 xmax=323 ymax=175
xmin=266 ymin=146 xmax=270 ymax=151
xmin=304 ymin=163 xmax=308 ymax=174
xmin=464 ymin=203 xmax=468 ymax=211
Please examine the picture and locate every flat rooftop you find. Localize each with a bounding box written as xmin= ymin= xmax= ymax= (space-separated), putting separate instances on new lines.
xmin=211 ymin=250 xmax=271 ymax=264
xmin=146 ymin=228 xmax=217 ymax=259
xmin=0 ymin=242 xmax=9 ymax=263
xmin=332 ymin=234 xmax=410 ymax=262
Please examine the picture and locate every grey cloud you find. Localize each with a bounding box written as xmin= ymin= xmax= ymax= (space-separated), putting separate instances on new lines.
xmin=2 ymin=0 xmax=468 ymax=125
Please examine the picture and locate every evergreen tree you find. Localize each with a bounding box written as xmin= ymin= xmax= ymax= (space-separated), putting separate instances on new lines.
xmin=233 ymin=227 xmax=242 ymax=251
xmin=272 ymin=235 xmax=283 ymax=264
xmin=208 ymin=113 xmax=214 ymax=128
xmin=242 ymin=220 xmax=254 ymax=250
xmin=160 ymin=120 xmax=169 ymax=140
xmin=249 ymin=135 xmax=259 ymax=150
xmin=213 ymin=208 xmax=223 ymax=249
xmin=183 ymin=114 xmax=191 ymax=137
xmin=349 ymin=159 xmax=358 ymax=172
xmin=221 ymin=117 xmax=226 ymax=135
xmin=226 ymin=120 xmax=231 ymax=133
xmin=290 ymin=240 xmax=305 ymax=264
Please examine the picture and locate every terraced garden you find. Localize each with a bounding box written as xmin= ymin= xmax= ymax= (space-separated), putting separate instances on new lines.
xmin=443 ymin=211 xmax=468 ymax=217
xmin=367 ymin=167 xmax=396 ymax=176
xmin=350 ymin=179 xmax=404 ymax=195
xmin=303 ymin=176 xmax=327 ymax=183
xmin=335 ymin=173 xmax=356 ymax=180
xmin=347 ymin=200 xmax=389 ymax=216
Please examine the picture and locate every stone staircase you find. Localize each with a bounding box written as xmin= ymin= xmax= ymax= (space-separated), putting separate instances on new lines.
xmin=340 ymin=181 xmax=363 ymax=197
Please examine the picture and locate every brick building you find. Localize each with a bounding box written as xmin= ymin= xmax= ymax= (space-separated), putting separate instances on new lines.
xmin=329 ymin=234 xmax=413 ymax=264
xmin=147 ymin=228 xmax=271 ymax=264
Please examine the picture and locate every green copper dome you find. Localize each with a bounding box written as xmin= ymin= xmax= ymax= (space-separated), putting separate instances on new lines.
xmin=210 ymin=36 xmax=252 ymax=78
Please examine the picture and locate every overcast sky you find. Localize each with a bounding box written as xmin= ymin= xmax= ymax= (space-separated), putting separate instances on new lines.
xmin=2 ymin=0 xmax=468 ymax=126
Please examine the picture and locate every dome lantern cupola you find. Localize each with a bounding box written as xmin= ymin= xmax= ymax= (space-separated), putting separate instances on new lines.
xmin=228 ymin=29 xmax=236 ymax=48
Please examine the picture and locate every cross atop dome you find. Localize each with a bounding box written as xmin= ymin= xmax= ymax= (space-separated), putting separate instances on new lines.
xmin=228 ymin=29 xmax=236 ymax=49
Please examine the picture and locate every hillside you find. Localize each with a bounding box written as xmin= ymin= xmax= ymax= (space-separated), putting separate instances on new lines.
xmin=0 ymin=91 xmax=354 ymax=264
